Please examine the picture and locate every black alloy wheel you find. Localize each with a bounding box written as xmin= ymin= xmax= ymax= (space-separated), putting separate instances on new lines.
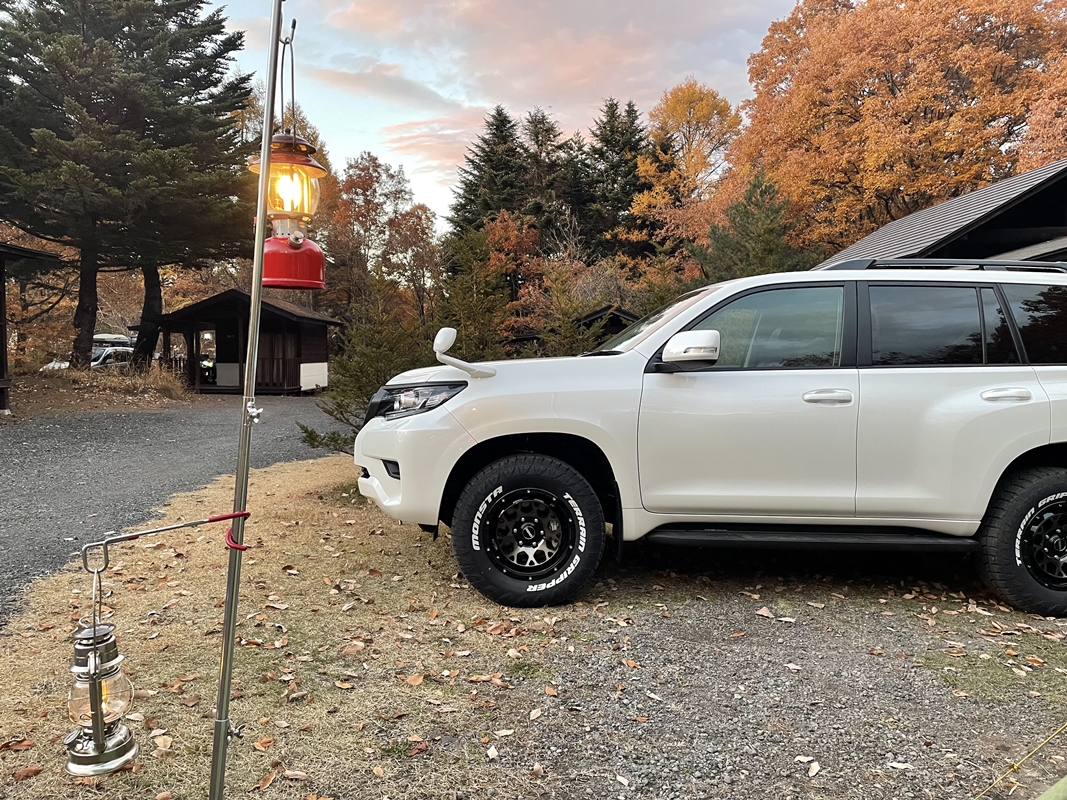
xmin=1019 ymin=500 xmax=1067 ymax=590
xmin=483 ymin=488 xmax=576 ymax=580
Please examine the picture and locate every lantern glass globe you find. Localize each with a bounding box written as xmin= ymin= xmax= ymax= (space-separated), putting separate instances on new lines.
xmin=68 ymin=670 xmax=134 ymax=727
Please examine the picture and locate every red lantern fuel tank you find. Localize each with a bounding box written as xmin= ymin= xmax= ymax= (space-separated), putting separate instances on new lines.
xmin=262 ymin=235 xmax=325 ymax=290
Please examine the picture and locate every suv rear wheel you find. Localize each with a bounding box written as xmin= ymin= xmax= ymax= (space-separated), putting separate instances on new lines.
xmin=451 ymin=454 xmax=605 ymax=607
xmin=980 ymin=468 xmax=1067 ymax=615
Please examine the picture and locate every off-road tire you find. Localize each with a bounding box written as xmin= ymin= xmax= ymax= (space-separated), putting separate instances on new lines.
xmin=979 ymin=467 xmax=1067 ymax=616
xmin=451 ymin=455 xmax=605 ymax=607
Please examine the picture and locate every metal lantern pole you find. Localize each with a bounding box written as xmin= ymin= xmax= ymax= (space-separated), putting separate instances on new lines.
xmin=207 ymin=1 xmax=286 ymax=797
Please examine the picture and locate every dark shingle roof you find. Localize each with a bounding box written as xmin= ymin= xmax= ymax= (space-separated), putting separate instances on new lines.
xmin=158 ymin=288 xmax=340 ymax=326
xmin=817 ymin=158 xmax=1067 ymax=267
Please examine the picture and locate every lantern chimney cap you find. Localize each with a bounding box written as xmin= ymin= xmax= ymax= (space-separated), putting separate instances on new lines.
xmin=248 ymin=133 xmax=328 ymax=179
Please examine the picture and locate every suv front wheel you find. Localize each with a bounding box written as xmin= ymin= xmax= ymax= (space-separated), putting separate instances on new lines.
xmin=451 ymin=455 xmax=605 ymax=607
xmin=980 ymin=467 xmax=1067 ymax=616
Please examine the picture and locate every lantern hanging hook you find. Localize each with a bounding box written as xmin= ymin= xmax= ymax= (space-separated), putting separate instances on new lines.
xmin=278 ymin=19 xmax=299 ymax=139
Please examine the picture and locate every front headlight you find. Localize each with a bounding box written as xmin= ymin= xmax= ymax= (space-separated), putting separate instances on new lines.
xmin=366 ymin=383 xmax=467 ymax=421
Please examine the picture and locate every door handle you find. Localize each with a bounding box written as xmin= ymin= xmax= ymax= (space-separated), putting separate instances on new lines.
xmin=802 ymin=389 xmax=854 ymax=405
xmin=981 ymin=387 xmax=1033 ymax=402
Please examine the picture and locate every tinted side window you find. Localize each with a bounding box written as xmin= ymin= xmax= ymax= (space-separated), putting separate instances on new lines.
xmin=1001 ymin=283 xmax=1067 ymax=365
xmin=981 ymin=288 xmax=1018 ymax=364
xmin=694 ymin=286 xmax=843 ymax=368
xmin=870 ymin=286 xmax=982 ymax=365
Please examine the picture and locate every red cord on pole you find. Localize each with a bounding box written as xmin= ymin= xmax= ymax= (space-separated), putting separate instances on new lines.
xmin=208 ymin=511 xmax=251 ymax=523
xmin=224 ymin=527 xmax=248 ymax=551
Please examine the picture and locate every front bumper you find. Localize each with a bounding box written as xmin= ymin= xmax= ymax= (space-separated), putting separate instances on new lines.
xmin=354 ymin=408 xmax=474 ymax=525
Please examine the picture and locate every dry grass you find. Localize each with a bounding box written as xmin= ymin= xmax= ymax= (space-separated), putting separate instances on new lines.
xmin=5 ymin=368 xmax=190 ymax=419
xmin=0 ymin=455 xmax=572 ymax=799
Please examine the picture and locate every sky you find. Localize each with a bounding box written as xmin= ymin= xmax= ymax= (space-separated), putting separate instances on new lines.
xmin=211 ymin=0 xmax=799 ymax=220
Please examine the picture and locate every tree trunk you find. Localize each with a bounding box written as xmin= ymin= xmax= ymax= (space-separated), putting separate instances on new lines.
xmin=71 ymin=249 xmax=98 ymax=366
xmin=133 ymin=264 xmax=162 ymax=368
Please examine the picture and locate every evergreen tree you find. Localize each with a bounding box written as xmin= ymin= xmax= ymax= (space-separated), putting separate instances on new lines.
xmin=0 ymin=0 xmax=253 ymax=365
xmin=520 ymin=108 xmax=567 ymax=239
xmin=439 ymin=228 xmax=509 ymax=361
xmin=689 ymin=172 xmax=820 ymax=282
xmin=587 ymin=99 xmax=649 ymax=252
xmin=449 ymin=106 xmax=527 ymax=233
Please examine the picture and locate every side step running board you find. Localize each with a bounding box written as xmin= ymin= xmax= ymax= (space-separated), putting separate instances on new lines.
xmin=645 ymin=527 xmax=978 ymax=552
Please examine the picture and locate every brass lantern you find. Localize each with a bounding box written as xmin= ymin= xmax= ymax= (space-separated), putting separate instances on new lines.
xmin=64 ymin=624 xmax=138 ymax=776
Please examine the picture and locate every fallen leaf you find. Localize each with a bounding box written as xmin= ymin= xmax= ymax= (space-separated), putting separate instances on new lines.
xmin=755 ymin=607 xmax=774 ymax=619
xmin=729 ymin=631 xmax=746 ymax=638
xmin=13 ymin=765 xmax=43 ymax=782
xmin=617 ymin=775 xmax=630 ymax=786
xmin=529 ymin=708 xmax=542 ymax=721
xmin=531 ymin=762 xmax=544 ymax=777
xmin=254 ymin=770 xmax=277 ymax=790
xmin=545 ymin=685 xmax=558 ymax=697
xmin=807 ymin=602 xmax=826 ymax=609
xmin=406 ymin=674 xmax=424 ymax=687
xmin=785 ymin=663 xmax=802 ymax=672
xmin=181 ymin=695 xmax=201 ymax=707
xmin=868 ymin=649 xmax=885 ymax=656
xmin=494 ymin=729 xmax=515 ymax=737
xmin=808 ymin=761 xmax=820 ymax=777
xmin=334 ymin=681 xmax=353 ymax=690
xmin=507 ymin=648 xmax=521 ymax=659
xmin=373 ymin=766 xmax=385 ymax=777
xmin=253 ymin=737 xmax=274 ymax=752
xmin=487 ymin=745 xmax=499 ymax=760
xmin=283 ymin=770 xmax=309 ymax=780
xmin=155 ymin=793 xmax=174 ymax=800
xmin=777 ymin=617 xmax=796 ymax=623
xmin=154 ymin=735 xmax=173 ymax=750
xmin=888 ymin=762 xmax=913 ymax=770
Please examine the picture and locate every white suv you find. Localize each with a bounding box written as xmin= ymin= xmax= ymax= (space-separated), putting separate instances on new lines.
xmin=355 ymin=259 xmax=1067 ymax=614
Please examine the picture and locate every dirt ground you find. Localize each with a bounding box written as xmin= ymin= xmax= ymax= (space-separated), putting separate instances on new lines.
xmin=2 ymin=372 xmax=189 ymax=420
xmin=2 ymin=455 xmax=1067 ymax=799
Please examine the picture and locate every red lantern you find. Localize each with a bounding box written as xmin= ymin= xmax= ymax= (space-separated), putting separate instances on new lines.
xmin=249 ymin=134 xmax=327 ymax=290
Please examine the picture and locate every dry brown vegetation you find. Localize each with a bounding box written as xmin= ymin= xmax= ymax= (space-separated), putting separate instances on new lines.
xmin=0 ymin=455 xmax=587 ymax=799
xmin=3 ymin=369 xmax=190 ymax=420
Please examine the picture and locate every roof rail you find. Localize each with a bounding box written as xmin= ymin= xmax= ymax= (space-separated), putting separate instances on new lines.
xmin=817 ymin=257 xmax=1067 ymax=273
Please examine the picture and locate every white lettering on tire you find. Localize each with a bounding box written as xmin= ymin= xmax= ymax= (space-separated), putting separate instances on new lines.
xmin=1016 ymin=505 xmax=1036 ymax=567
xmin=472 ymin=486 xmax=502 ymax=552
xmin=563 ymin=493 xmax=587 ymax=553
xmin=527 ymin=554 xmax=582 ymax=593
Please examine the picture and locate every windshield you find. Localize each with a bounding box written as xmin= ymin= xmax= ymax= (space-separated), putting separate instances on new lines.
xmin=595 ymin=286 xmax=717 ymax=352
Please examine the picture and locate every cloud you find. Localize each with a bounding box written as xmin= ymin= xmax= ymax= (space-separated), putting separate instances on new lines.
xmin=382 ymin=107 xmax=490 ymax=183
xmin=308 ymin=61 xmax=462 ymax=114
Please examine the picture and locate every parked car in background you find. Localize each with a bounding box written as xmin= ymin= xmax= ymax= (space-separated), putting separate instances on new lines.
xmin=39 ymin=334 xmax=135 ymax=373
xmin=356 ymin=257 xmax=1067 ymax=616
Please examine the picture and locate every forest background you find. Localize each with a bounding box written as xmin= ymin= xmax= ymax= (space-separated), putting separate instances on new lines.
xmin=2 ymin=0 xmax=1067 ymax=446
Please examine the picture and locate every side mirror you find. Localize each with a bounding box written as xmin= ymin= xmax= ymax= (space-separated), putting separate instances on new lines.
xmin=433 ymin=327 xmax=457 ymax=355
xmin=663 ymin=330 xmax=721 ymax=364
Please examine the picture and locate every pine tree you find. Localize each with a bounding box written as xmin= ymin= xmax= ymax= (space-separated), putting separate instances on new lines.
xmin=449 ymin=106 xmax=527 ymax=233
xmin=587 ymin=99 xmax=649 ymax=252
xmin=0 ymin=0 xmax=252 ymax=365
xmin=689 ymin=172 xmax=820 ymax=282
xmin=520 ymin=108 xmax=567 ymax=239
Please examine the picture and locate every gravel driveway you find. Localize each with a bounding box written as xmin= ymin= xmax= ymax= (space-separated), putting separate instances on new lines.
xmin=0 ymin=395 xmax=345 ymax=619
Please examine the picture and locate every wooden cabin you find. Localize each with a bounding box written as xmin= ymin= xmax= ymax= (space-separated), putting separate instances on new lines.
xmin=153 ymin=289 xmax=340 ymax=394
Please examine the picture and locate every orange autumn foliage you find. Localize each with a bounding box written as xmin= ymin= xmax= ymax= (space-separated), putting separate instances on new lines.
xmin=714 ymin=0 xmax=1067 ymax=252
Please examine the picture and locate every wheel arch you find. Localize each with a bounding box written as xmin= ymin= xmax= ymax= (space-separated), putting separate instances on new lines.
xmin=1002 ymin=443 xmax=1067 ymax=480
xmin=439 ymin=433 xmax=620 ymax=529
